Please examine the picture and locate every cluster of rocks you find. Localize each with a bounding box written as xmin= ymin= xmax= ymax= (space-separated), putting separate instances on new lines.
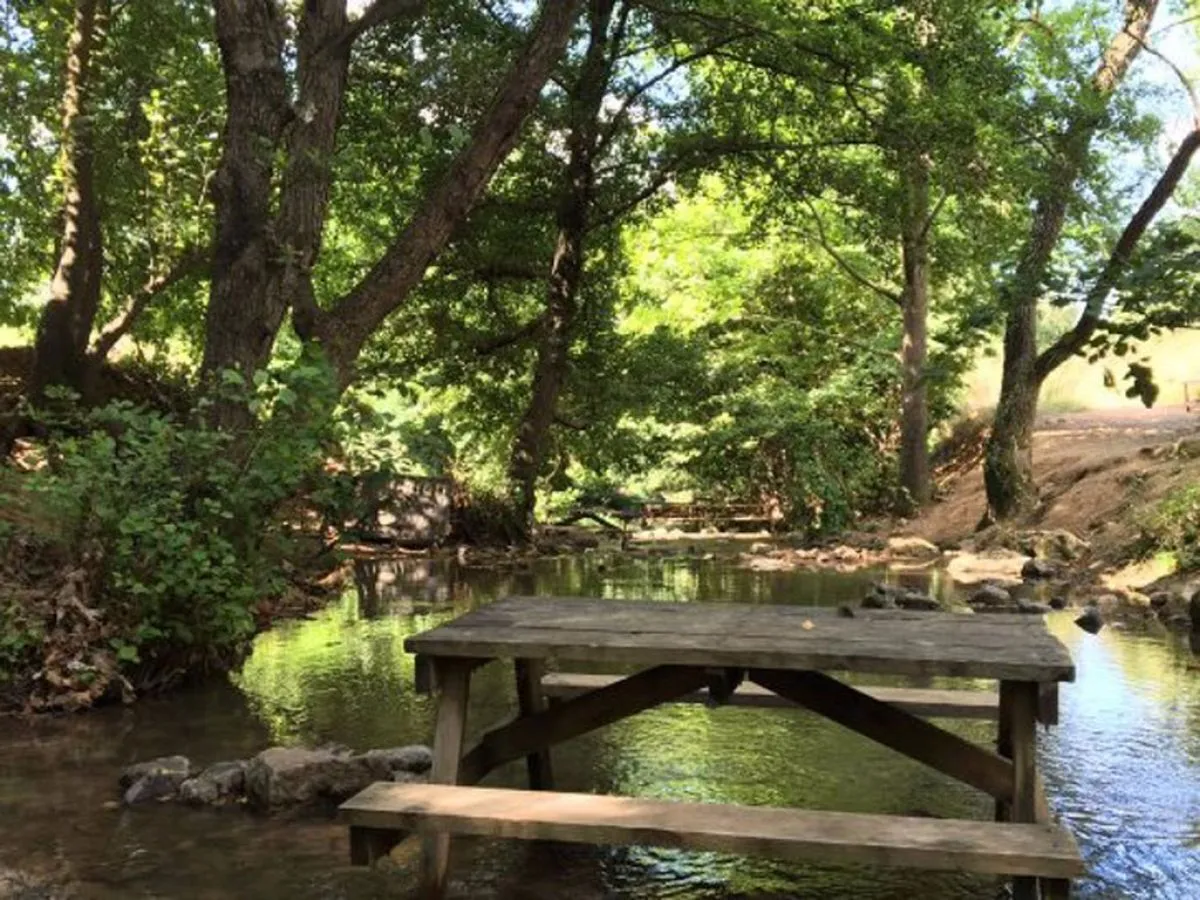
xmin=119 ymin=743 xmax=432 ymax=812
xmin=861 ymin=582 xmax=941 ymax=610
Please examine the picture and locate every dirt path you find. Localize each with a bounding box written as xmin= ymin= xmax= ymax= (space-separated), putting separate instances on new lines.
xmin=909 ymin=405 xmax=1200 ymax=556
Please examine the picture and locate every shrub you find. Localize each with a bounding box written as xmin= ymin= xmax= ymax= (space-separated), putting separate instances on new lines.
xmin=1137 ymin=485 xmax=1200 ymax=571
xmin=0 ymin=361 xmax=350 ymax=709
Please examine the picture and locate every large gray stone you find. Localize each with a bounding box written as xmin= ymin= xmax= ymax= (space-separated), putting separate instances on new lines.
xmin=357 ymin=745 xmax=433 ymax=780
xmin=244 ymin=746 xmax=374 ymax=812
xmin=179 ymin=760 xmax=248 ymax=806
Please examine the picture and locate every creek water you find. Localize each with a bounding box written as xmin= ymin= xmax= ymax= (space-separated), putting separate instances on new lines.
xmin=2 ymin=545 xmax=1200 ymax=899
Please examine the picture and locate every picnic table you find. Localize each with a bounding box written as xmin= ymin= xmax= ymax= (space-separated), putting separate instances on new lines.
xmin=340 ymin=596 xmax=1083 ymax=899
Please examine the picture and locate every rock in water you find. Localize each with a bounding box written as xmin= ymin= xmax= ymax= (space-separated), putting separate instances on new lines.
xmin=1049 ymin=596 xmax=1068 ymax=610
xmin=1075 ymin=606 xmax=1104 ymax=635
xmin=861 ymin=585 xmax=898 ymax=609
xmin=121 ymin=755 xmax=192 ymax=805
xmin=244 ymin=746 xmax=374 ymax=812
xmin=1021 ymin=557 xmax=1058 ymax=580
xmin=886 ymin=536 xmax=941 ymax=560
xmin=1017 ymin=598 xmax=1052 ymax=615
xmin=179 ymin=760 xmax=248 ymax=806
xmin=969 ymin=583 xmax=1011 ymax=607
xmin=119 ymin=755 xmax=191 ymax=790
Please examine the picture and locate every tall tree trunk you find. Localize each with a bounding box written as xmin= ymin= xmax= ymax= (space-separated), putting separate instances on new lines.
xmin=983 ymin=0 xmax=1158 ymax=521
xmin=898 ymin=155 xmax=931 ymax=509
xmin=200 ymin=0 xmax=290 ymax=428
xmin=30 ymin=0 xmax=106 ymax=401
xmin=506 ymin=0 xmax=618 ymax=533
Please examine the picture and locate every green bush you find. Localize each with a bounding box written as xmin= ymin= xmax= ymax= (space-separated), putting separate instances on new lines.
xmin=1137 ymin=484 xmax=1200 ymax=570
xmin=0 ymin=360 xmax=351 ymax=706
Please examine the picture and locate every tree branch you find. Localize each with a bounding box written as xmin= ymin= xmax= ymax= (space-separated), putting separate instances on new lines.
xmin=89 ymin=246 xmax=208 ymax=361
xmin=338 ymin=0 xmax=426 ymax=49
xmin=1035 ymin=127 xmax=1200 ymax=381
xmin=596 ymin=34 xmax=747 ymax=154
xmin=801 ymin=197 xmax=902 ymax=305
xmin=312 ymin=0 xmax=585 ymax=386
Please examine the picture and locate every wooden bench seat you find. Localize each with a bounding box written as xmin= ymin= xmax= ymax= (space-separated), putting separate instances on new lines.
xmin=541 ymin=672 xmax=999 ymax=720
xmin=341 ymin=782 xmax=1085 ymax=881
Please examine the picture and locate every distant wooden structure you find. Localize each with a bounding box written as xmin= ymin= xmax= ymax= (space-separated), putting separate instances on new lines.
xmin=639 ymin=499 xmax=776 ymax=532
xmin=341 ymin=597 xmax=1082 ymax=899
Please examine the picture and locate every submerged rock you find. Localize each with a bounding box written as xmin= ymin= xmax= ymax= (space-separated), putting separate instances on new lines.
xmin=179 ymin=760 xmax=248 ymax=806
xmin=120 ymin=755 xmax=192 ymax=805
xmin=119 ymin=755 xmax=191 ymax=790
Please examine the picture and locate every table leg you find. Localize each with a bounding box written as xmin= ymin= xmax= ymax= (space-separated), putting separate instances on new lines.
xmin=422 ymin=658 xmax=473 ymax=899
xmin=514 ymin=658 xmax=554 ymax=790
xmin=995 ymin=682 xmax=1014 ymax=823
xmin=1004 ymin=680 xmax=1040 ymax=900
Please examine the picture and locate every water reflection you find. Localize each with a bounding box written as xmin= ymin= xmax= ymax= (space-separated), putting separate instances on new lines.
xmin=2 ymin=549 xmax=1199 ymax=898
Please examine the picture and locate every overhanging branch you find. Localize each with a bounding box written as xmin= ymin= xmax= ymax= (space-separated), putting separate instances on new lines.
xmin=1035 ymin=127 xmax=1200 ymax=381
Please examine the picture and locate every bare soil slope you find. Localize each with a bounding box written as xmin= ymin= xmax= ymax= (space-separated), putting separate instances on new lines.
xmin=908 ymin=405 xmax=1200 ymax=564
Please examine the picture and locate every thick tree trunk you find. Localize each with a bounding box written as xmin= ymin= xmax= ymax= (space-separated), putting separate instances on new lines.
xmin=30 ymin=0 xmax=106 ymax=401
xmin=983 ymin=0 xmax=1159 ymax=521
xmin=897 ymin=156 xmax=931 ymax=509
xmin=200 ymin=0 xmax=290 ymax=428
xmin=506 ymin=0 xmax=618 ymax=533
xmin=983 ymin=298 xmax=1040 ymax=522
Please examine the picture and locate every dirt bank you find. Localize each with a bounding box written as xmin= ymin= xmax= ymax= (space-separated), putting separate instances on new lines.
xmin=901 ymin=406 xmax=1200 ymax=592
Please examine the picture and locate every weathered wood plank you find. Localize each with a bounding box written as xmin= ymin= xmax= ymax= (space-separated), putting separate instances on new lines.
xmin=751 ymin=669 xmax=1014 ymax=802
xmin=541 ymin=672 xmax=1000 ymax=719
xmin=340 ymin=783 xmax=1086 ymax=879
xmin=459 ymin=665 xmax=709 ymax=785
xmin=514 ymin=658 xmax=554 ymax=790
xmin=422 ymin=658 xmax=471 ymax=897
xmin=405 ymin=598 xmax=1075 ymax=683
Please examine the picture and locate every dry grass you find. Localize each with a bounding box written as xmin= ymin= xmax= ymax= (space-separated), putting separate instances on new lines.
xmin=962 ymin=328 xmax=1200 ymax=414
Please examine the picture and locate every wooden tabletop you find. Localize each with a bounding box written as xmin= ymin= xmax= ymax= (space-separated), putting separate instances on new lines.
xmin=405 ymin=597 xmax=1075 ymax=682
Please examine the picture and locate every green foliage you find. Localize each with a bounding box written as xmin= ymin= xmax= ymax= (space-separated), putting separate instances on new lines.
xmin=0 ymin=362 xmax=351 ymax=696
xmin=1137 ymin=485 xmax=1200 ymax=571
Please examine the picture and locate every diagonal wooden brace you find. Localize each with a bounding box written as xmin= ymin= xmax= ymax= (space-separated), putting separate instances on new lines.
xmin=459 ymin=664 xmax=710 ymax=785
xmin=751 ymin=668 xmax=1014 ymax=803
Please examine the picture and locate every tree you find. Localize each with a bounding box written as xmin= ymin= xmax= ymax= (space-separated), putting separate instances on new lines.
xmin=982 ymin=0 xmax=1200 ymax=520
xmin=201 ymin=0 xmax=584 ymax=429
xmin=660 ymin=0 xmax=1031 ymax=510
xmin=2 ymin=1 xmax=219 ymax=402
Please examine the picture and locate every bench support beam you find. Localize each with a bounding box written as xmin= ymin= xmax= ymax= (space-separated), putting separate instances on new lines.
xmin=751 ymin=668 xmax=1015 ymax=803
xmin=460 ymin=665 xmax=709 ymax=785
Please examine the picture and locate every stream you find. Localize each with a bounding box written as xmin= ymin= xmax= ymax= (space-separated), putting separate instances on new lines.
xmin=2 ymin=545 xmax=1200 ymax=899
